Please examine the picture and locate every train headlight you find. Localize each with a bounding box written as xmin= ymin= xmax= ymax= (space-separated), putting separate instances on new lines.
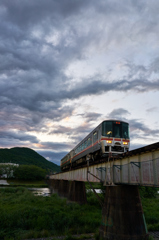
xmin=123 ymin=142 xmax=128 ymax=145
xmin=106 ymin=140 xmax=112 ymax=144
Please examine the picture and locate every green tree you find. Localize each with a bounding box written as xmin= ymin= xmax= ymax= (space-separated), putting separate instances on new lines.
xmin=139 ymin=186 xmax=158 ymax=199
xmin=14 ymin=165 xmax=46 ymax=180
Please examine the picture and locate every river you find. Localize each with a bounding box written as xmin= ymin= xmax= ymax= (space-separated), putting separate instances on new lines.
xmin=28 ymin=188 xmax=102 ymax=196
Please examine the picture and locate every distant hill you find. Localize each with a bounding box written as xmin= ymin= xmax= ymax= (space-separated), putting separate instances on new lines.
xmin=0 ymin=147 xmax=60 ymax=173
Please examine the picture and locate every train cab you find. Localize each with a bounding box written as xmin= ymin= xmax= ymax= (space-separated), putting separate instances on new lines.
xmin=100 ymin=120 xmax=130 ymax=155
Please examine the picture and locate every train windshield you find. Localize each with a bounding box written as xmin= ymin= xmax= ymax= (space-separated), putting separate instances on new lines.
xmin=102 ymin=121 xmax=129 ymax=139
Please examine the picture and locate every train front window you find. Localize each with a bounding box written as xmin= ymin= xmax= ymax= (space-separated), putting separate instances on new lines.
xmin=114 ymin=123 xmax=121 ymax=138
xmin=102 ymin=121 xmax=129 ymax=138
xmin=102 ymin=121 xmax=113 ymax=137
xmin=122 ymin=122 xmax=129 ymax=139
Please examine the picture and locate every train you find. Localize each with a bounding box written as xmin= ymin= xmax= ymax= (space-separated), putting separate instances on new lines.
xmin=60 ymin=120 xmax=130 ymax=171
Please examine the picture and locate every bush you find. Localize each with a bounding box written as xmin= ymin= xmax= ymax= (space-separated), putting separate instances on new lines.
xmin=0 ymin=187 xmax=102 ymax=239
xmin=14 ymin=165 xmax=46 ymax=180
xmin=139 ymin=186 xmax=158 ymax=199
xmin=142 ymin=197 xmax=159 ymax=231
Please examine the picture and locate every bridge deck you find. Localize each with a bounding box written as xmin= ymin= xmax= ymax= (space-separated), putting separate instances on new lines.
xmin=50 ymin=142 xmax=159 ymax=187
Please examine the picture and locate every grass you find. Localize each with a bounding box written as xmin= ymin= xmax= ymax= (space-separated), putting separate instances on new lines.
xmin=0 ymin=183 xmax=158 ymax=239
xmin=0 ymin=187 xmax=101 ymax=240
xmin=6 ymin=178 xmax=48 ymax=187
xmin=142 ymin=197 xmax=159 ymax=231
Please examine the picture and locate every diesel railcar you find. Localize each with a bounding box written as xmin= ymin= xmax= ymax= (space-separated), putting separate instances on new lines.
xmin=61 ymin=120 xmax=130 ymax=171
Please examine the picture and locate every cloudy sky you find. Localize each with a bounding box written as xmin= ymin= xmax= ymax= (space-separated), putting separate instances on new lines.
xmin=0 ymin=0 xmax=159 ymax=165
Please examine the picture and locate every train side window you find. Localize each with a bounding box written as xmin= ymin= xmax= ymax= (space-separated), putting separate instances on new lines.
xmin=84 ymin=140 xmax=87 ymax=148
xmin=98 ymin=127 xmax=101 ymax=140
xmin=93 ymin=131 xmax=98 ymax=143
xmin=80 ymin=145 xmax=82 ymax=151
xmin=81 ymin=143 xmax=84 ymax=150
xmin=87 ymin=137 xmax=92 ymax=146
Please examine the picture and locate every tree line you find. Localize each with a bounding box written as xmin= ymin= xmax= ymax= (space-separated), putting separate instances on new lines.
xmin=0 ymin=164 xmax=46 ymax=180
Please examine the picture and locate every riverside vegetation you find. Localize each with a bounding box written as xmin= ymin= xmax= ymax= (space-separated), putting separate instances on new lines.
xmin=0 ymin=184 xmax=158 ymax=240
xmin=0 ymin=187 xmax=101 ymax=240
xmin=140 ymin=186 xmax=159 ymax=232
xmin=0 ymin=147 xmax=60 ymax=173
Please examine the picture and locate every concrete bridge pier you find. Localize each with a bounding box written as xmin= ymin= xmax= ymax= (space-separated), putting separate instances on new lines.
xmin=68 ymin=180 xmax=87 ymax=204
xmin=48 ymin=179 xmax=60 ymax=194
xmin=99 ymin=185 xmax=148 ymax=240
xmin=58 ymin=180 xmax=69 ymax=198
xmin=48 ymin=179 xmax=87 ymax=204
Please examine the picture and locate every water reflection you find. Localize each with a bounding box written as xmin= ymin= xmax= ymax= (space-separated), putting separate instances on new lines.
xmin=28 ymin=188 xmax=50 ymax=196
xmin=28 ymin=188 xmax=101 ymax=196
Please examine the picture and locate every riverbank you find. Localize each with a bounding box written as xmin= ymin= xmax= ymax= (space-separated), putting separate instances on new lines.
xmin=0 ymin=179 xmax=48 ymax=188
xmin=0 ymin=182 xmax=158 ymax=239
xmin=24 ymin=233 xmax=95 ymax=240
xmin=0 ymin=187 xmax=101 ymax=239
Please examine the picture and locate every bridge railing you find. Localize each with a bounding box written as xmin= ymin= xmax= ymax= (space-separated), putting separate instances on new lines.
xmin=96 ymin=157 xmax=159 ymax=187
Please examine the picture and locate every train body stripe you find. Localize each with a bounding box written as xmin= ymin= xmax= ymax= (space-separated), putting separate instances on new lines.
xmin=73 ymin=144 xmax=93 ymax=159
xmin=101 ymin=138 xmax=113 ymax=141
xmin=61 ymin=137 xmax=130 ymax=166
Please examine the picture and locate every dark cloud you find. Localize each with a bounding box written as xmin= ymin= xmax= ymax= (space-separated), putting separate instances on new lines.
xmin=0 ymin=0 xmax=158 ymax=163
xmin=80 ymin=112 xmax=103 ymax=122
xmin=39 ymin=142 xmax=74 ymax=151
xmin=146 ymin=107 xmax=158 ymax=113
xmin=107 ymin=108 xmax=130 ymax=120
xmin=0 ymin=0 xmax=158 ymax=118
xmin=0 ymin=130 xmax=38 ymax=142
xmin=129 ymin=119 xmax=159 ymax=142
xmin=37 ymin=150 xmax=67 ymax=165
xmin=49 ymin=123 xmax=93 ymax=145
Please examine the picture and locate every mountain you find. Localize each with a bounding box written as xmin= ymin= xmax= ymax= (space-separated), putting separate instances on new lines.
xmin=0 ymin=147 xmax=60 ymax=173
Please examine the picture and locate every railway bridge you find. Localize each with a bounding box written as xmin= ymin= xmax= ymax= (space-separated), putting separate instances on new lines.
xmin=48 ymin=142 xmax=159 ymax=240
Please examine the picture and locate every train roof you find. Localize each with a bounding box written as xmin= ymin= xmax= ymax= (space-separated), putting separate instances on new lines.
xmin=101 ymin=119 xmax=129 ymax=124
